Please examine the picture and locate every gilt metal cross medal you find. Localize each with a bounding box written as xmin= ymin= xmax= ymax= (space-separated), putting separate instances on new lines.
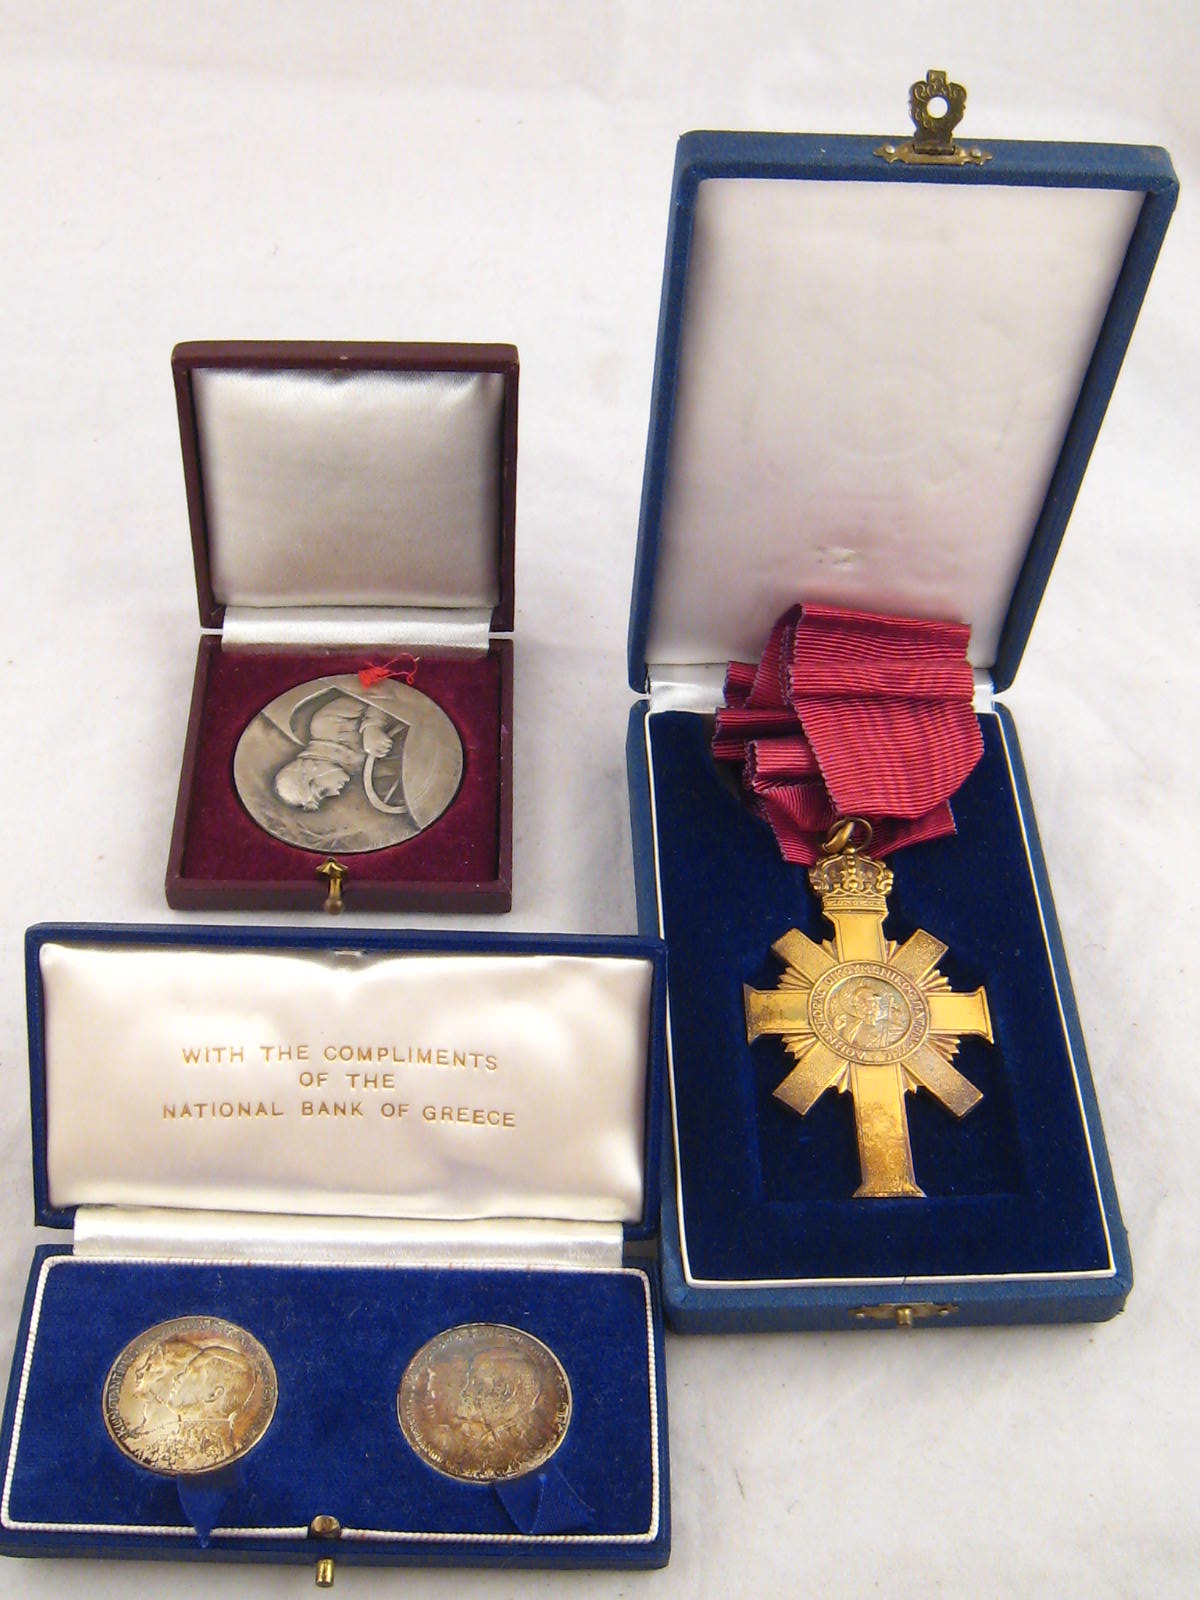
xmin=744 ymin=822 xmax=993 ymax=1198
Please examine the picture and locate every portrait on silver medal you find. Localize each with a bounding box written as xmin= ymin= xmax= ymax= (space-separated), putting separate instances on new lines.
xmin=233 ymin=674 xmax=464 ymax=853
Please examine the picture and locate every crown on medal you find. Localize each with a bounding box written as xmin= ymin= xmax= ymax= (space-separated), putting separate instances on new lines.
xmin=808 ymin=845 xmax=893 ymax=902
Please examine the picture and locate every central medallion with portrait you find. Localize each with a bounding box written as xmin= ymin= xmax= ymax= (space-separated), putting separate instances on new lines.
xmin=233 ymin=674 xmax=463 ymax=854
xmin=808 ymin=961 xmax=930 ymax=1066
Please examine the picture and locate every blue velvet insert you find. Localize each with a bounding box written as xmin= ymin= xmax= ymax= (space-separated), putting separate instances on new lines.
xmin=648 ymin=707 xmax=1113 ymax=1285
xmin=3 ymin=1256 xmax=658 ymax=1552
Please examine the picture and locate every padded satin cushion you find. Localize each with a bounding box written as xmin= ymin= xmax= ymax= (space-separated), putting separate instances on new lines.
xmin=196 ymin=366 xmax=506 ymax=612
xmin=5 ymin=1256 xmax=657 ymax=1544
xmin=648 ymin=708 xmax=1111 ymax=1284
xmin=642 ymin=173 xmax=1142 ymax=673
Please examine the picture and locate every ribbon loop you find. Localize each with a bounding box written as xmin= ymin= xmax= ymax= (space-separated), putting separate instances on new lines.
xmin=176 ymin=1463 xmax=243 ymax=1545
xmin=494 ymin=1466 xmax=595 ymax=1534
xmin=715 ymin=604 xmax=981 ymax=864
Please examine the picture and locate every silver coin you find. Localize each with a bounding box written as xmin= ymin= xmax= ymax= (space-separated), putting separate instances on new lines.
xmin=103 ymin=1316 xmax=277 ymax=1477
xmin=233 ymin=674 xmax=464 ymax=853
xmin=397 ymin=1323 xmax=572 ymax=1483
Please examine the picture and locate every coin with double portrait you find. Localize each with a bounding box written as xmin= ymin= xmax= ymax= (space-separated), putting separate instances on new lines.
xmin=397 ymin=1323 xmax=572 ymax=1483
xmin=102 ymin=1316 xmax=277 ymax=1477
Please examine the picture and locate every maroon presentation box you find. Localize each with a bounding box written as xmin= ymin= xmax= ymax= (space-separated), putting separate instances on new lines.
xmin=166 ymin=342 xmax=517 ymax=913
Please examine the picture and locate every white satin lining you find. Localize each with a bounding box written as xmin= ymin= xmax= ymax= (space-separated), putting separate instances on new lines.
xmin=40 ymin=945 xmax=652 ymax=1226
xmin=220 ymin=606 xmax=495 ymax=651
xmin=645 ymin=177 xmax=1143 ymax=671
xmin=644 ymin=665 xmax=996 ymax=713
xmin=73 ymin=1208 xmax=624 ymax=1269
xmin=644 ymin=664 xmax=728 ymax=710
xmin=195 ymin=366 xmax=505 ymax=611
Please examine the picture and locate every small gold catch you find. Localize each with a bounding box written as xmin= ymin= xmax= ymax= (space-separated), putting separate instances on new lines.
xmin=317 ymin=860 xmax=348 ymax=915
xmin=852 ymin=1302 xmax=958 ymax=1327
xmin=309 ymin=1515 xmax=342 ymax=1587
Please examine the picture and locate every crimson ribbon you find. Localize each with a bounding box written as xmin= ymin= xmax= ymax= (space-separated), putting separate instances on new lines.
xmin=713 ymin=604 xmax=982 ymax=865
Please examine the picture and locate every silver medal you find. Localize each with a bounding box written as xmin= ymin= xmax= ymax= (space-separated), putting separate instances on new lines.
xmin=233 ymin=674 xmax=464 ymax=853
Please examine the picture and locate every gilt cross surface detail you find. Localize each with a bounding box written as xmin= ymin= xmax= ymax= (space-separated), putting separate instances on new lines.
xmin=744 ymin=843 xmax=993 ymax=1198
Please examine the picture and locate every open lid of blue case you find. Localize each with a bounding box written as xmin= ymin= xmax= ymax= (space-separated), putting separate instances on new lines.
xmin=628 ymin=107 xmax=1176 ymax=695
xmin=24 ymin=925 xmax=666 ymax=1249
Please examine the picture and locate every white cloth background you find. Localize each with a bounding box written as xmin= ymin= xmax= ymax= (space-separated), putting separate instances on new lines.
xmin=1 ymin=4 xmax=1197 ymax=1596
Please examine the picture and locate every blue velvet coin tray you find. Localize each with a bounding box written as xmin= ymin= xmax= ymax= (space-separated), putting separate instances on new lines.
xmin=629 ymin=702 xmax=1128 ymax=1330
xmin=1 ymin=924 xmax=669 ymax=1567
xmin=0 ymin=1251 xmax=666 ymax=1565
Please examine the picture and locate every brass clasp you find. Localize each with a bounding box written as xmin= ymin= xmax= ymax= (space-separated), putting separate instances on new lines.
xmin=852 ymin=1302 xmax=958 ymax=1327
xmin=876 ymin=70 xmax=990 ymax=167
xmin=309 ymin=1514 xmax=342 ymax=1587
xmin=317 ymin=859 xmax=348 ymax=915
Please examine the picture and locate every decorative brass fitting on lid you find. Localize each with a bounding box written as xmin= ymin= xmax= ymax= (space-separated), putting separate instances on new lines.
xmin=876 ymin=70 xmax=990 ymax=167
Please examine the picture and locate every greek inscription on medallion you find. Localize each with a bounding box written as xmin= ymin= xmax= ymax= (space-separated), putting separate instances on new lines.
xmin=397 ymin=1323 xmax=571 ymax=1483
xmin=809 ymin=961 xmax=929 ymax=1065
xmin=233 ymin=674 xmax=463 ymax=853
xmin=103 ymin=1317 xmax=277 ymax=1476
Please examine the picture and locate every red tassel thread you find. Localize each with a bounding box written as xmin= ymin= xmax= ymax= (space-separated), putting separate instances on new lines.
xmin=358 ymin=653 xmax=419 ymax=688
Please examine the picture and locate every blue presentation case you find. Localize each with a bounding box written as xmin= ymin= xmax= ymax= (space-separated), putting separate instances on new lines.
xmin=0 ymin=924 xmax=670 ymax=1570
xmin=626 ymin=115 xmax=1177 ymax=1332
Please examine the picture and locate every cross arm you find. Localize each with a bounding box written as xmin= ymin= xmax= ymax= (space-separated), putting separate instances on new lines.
xmin=905 ymin=1042 xmax=983 ymax=1118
